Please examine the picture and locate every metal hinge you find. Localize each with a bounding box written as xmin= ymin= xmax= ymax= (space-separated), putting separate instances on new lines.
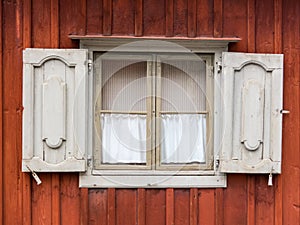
xmin=88 ymin=59 xmax=93 ymax=72
xmin=216 ymin=61 xmax=222 ymax=73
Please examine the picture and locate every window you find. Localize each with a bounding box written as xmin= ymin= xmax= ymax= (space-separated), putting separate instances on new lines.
xmin=93 ymin=52 xmax=213 ymax=172
xmin=22 ymin=38 xmax=284 ymax=188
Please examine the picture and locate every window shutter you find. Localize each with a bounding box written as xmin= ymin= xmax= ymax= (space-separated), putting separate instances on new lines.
xmin=220 ymin=52 xmax=284 ymax=174
xmin=22 ymin=49 xmax=88 ymax=172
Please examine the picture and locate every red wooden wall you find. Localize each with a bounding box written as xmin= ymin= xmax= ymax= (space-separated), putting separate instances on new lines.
xmin=0 ymin=0 xmax=299 ymax=224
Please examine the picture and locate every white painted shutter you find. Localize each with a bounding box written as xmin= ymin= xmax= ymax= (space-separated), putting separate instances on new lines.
xmin=22 ymin=49 xmax=88 ymax=172
xmin=220 ymin=52 xmax=283 ymax=174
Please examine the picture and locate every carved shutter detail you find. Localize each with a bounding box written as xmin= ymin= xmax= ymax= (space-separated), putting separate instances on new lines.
xmin=22 ymin=49 xmax=88 ymax=172
xmin=220 ymin=52 xmax=283 ymax=174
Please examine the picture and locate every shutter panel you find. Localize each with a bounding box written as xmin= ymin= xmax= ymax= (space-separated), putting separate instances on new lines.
xmin=22 ymin=49 xmax=88 ymax=172
xmin=220 ymin=52 xmax=283 ymax=174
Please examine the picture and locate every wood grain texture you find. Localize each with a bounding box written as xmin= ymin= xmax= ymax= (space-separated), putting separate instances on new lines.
xmin=112 ymin=0 xmax=135 ymax=35
xmin=80 ymin=188 xmax=89 ymax=225
xmin=282 ymin=1 xmax=300 ymax=224
xmin=187 ymin=0 xmax=196 ymax=37
xmin=135 ymin=0 xmax=143 ymax=36
xmin=116 ymin=190 xmax=137 ymax=225
xmin=189 ymin=188 xmax=198 ymax=225
xmin=137 ymin=188 xmax=146 ymax=225
xmin=197 ymin=0 xmax=213 ymax=37
xmin=198 ymin=189 xmax=215 ymax=225
xmin=165 ymin=0 xmax=174 ymax=36
xmin=89 ymin=189 xmax=108 ymax=225
xmin=87 ymin=0 xmax=103 ymax=34
xmin=213 ymin=0 xmax=223 ymax=37
xmin=107 ymin=188 xmax=116 ymax=225
xmin=143 ymin=0 xmax=165 ymax=35
xmin=174 ymin=0 xmax=187 ymax=36
xmin=103 ymin=0 xmax=112 ymax=35
xmin=174 ymin=189 xmax=189 ymax=225
xmin=247 ymin=175 xmax=255 ymax=225
xmin=145 ymin=189 xmax=166 ymax=225
xmin=247 ymin=0 xmax=255 ymax=52
xmin=166 ymin=188 xmax=174 ymax=225
xmin=0 ymin=0 xmax=3 ymax=224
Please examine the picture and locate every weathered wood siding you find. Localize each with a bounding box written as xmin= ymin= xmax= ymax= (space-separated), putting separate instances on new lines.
xmin=0 ymin=0 xmax=299 ymax=224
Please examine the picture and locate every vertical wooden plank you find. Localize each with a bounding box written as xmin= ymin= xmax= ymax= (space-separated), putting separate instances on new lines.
xmin=255 ymin=0 xmax=274 ymax=53
xmin=0 ymin=0 xmax=4 ymax=224
xmin=223 ymin=175 xmax=247 ymax=225
xmin=135 ymin=0 xmax=143 ymax=36
xmin=197 ymin=0 xmax=213 ymax=37
xmin=60 ymin=174 xmax=81 ymax=225
xmin=107 ymin=188 xmax=116 ymax=225
xmin=255 ymin=176 xmax=275 ymax=225
xmin=282 ymin=2 xmax=300 ymax=225
xmin=50 ymin=0 xmax=59 ymax=48
xmin=274 ymin=1 xmax=283 ymax=225
xmin=165 ymin=0 xmax=174 ymax=37
xmin=166 ymin=188 xmax=174 ymax=225
xmin=274 ymin=0 xmax=282 ymax=54
xmin=187 ymin=0 xmax=196 ymax=37
xmin=59 ymin=0 xmax=86 ymax=48
xmin=3 ymin=0 xmax=23 ymax=224
xmin=51 ymin=173 xmax=60 ymax=225
xmin=247 ymin=175 xmax=255 ymax=225
xmin=223 ymin=0 xmax=247 ymax=52
xmin=32 ymin=0 xmax=51 ymax=48
xmin=103 ymin=0 xmax=112 ymax=35
xmin=215 ymin=188 xmax=223 ymax=225
xmin=23 ymin=0 xmax=32 ymax=48
xmin=213 ymin=0 xmax=223 ymax=37
xmin=189 ymin=188 xmax=198 ymax=225
xmin=89 ymin=189 xmax=108 ymax=225
xmin=112 ymin=0 xmax=135 ymax=35
xmin=145 ymin=189 xmax=166 ymax=225
xmin=137 ymin=188 xmax=146 ymax=225
xmin=173 ymin=0 xmax=187 ymax=36
xmin=32 ymin=174 xmax=52 ymax=225
xmin=247 ymin=0 xmax=255 ymax=52
xmin=198 ymin=189 xmax=215 ymax=225
xmin=143 ymin=0 xmax=165 ymax=36
xmin=116 ymin=190 xmax=137 ymax=225
xmin=174 ymin=189 xmax=190 ymax=225
xmin=87 ymin=0 xmax=103 ymax=34
xmin=80 ymin=188 xmax=89 ymax=225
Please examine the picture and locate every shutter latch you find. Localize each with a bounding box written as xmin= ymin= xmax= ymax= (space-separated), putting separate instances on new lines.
xmin=88 ymin=59 xmax=93 ymax=72
xmin=26 ymin=165 xmax=42 ymax=185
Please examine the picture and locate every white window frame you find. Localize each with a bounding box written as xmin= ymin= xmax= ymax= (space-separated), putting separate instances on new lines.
xmin=78 ymin=38 xmax=231 ymax=188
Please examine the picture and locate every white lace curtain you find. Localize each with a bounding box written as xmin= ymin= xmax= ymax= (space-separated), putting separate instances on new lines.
xmin=101 ymin=113 xmax=206 ymax=164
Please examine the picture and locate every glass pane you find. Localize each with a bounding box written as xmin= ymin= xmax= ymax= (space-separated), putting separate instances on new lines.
xmin=161 ymin=60 xmax=206 ymax=112
xmin=101 ymin=113 xmax=147 ymax=164
xmin=160 ymin=114 xmax=206 ymax=164
xmin=102 ymin=60 xmax=147 ymax=111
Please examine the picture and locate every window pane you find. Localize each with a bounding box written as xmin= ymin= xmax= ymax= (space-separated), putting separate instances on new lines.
xmin=102 ymin=60 xmax=147 ymax=111
xmin=101 ymin=113 xmax=147 ymax=164
xmin=161 ymin=60 xmax=206 ymax=112
xmin=160 ymin=114 xmax=206 ymax=164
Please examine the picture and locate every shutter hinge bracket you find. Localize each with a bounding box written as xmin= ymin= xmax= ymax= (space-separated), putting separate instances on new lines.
xmin=26 ymin=165 xmax=42 ymax=185
xmin=216 ymin=61 xmax=222 ymax=73
xmin=88 ymin=59 xmax=93 ymax=72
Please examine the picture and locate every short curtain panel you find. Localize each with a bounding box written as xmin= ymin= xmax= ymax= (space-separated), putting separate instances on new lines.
xmin=100 ymin=113 xmax=206 ymax=164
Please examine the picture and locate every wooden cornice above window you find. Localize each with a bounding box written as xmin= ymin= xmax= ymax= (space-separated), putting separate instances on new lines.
xmin=69 ymin=35 xmax=241 ymax=52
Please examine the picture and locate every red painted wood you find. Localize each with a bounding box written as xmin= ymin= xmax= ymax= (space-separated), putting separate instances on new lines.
xmin=87 ymin=0 xmax=103 ymax=34
xmin=213 ymin=0 xmax=223 ymax=37
xmin=116 ymin=189 xmax=137 ymax=225
xmin=145 ymin=189 xmax=166 ymax=225
xmin=143 ymin=0 xmax=165 ymax=35
xmin=89 ymin=189 xmax=108 ymax=225
xmin=112 ymin=0 xmax=135 ymax=35
xmin=198 ymin=189 xmax=215 ymax=225
xmin=0 ymin=1 xmax=299 ymax=225
xmin=223 ymin=175 xmax=247 ymax=225
xmin=173 ymin=0 xmax=187 ymax=36
xmin=60 ymin=174 xmax=81 ymax=225
xmin=135 ymin=0 xmax=143 ymax=36
xmin=223 ymin=0 xmax=248 ymax=51
xmin=174 ymin=189 xmax=190 ymax=225
xmin=103 ymin=0 xmax=112 ymax=35
xmin=165 ymin=0 xmax=174 ymax=37
xmin=197 ymin=0 xmax=213 ymax=37
xmin=166 ymin=188 xmax=174 ymax=225
xmin=187 ymin=0 xmax=196 ymax=37
xmin=256 ymin=0 xmax=274 ymax=53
